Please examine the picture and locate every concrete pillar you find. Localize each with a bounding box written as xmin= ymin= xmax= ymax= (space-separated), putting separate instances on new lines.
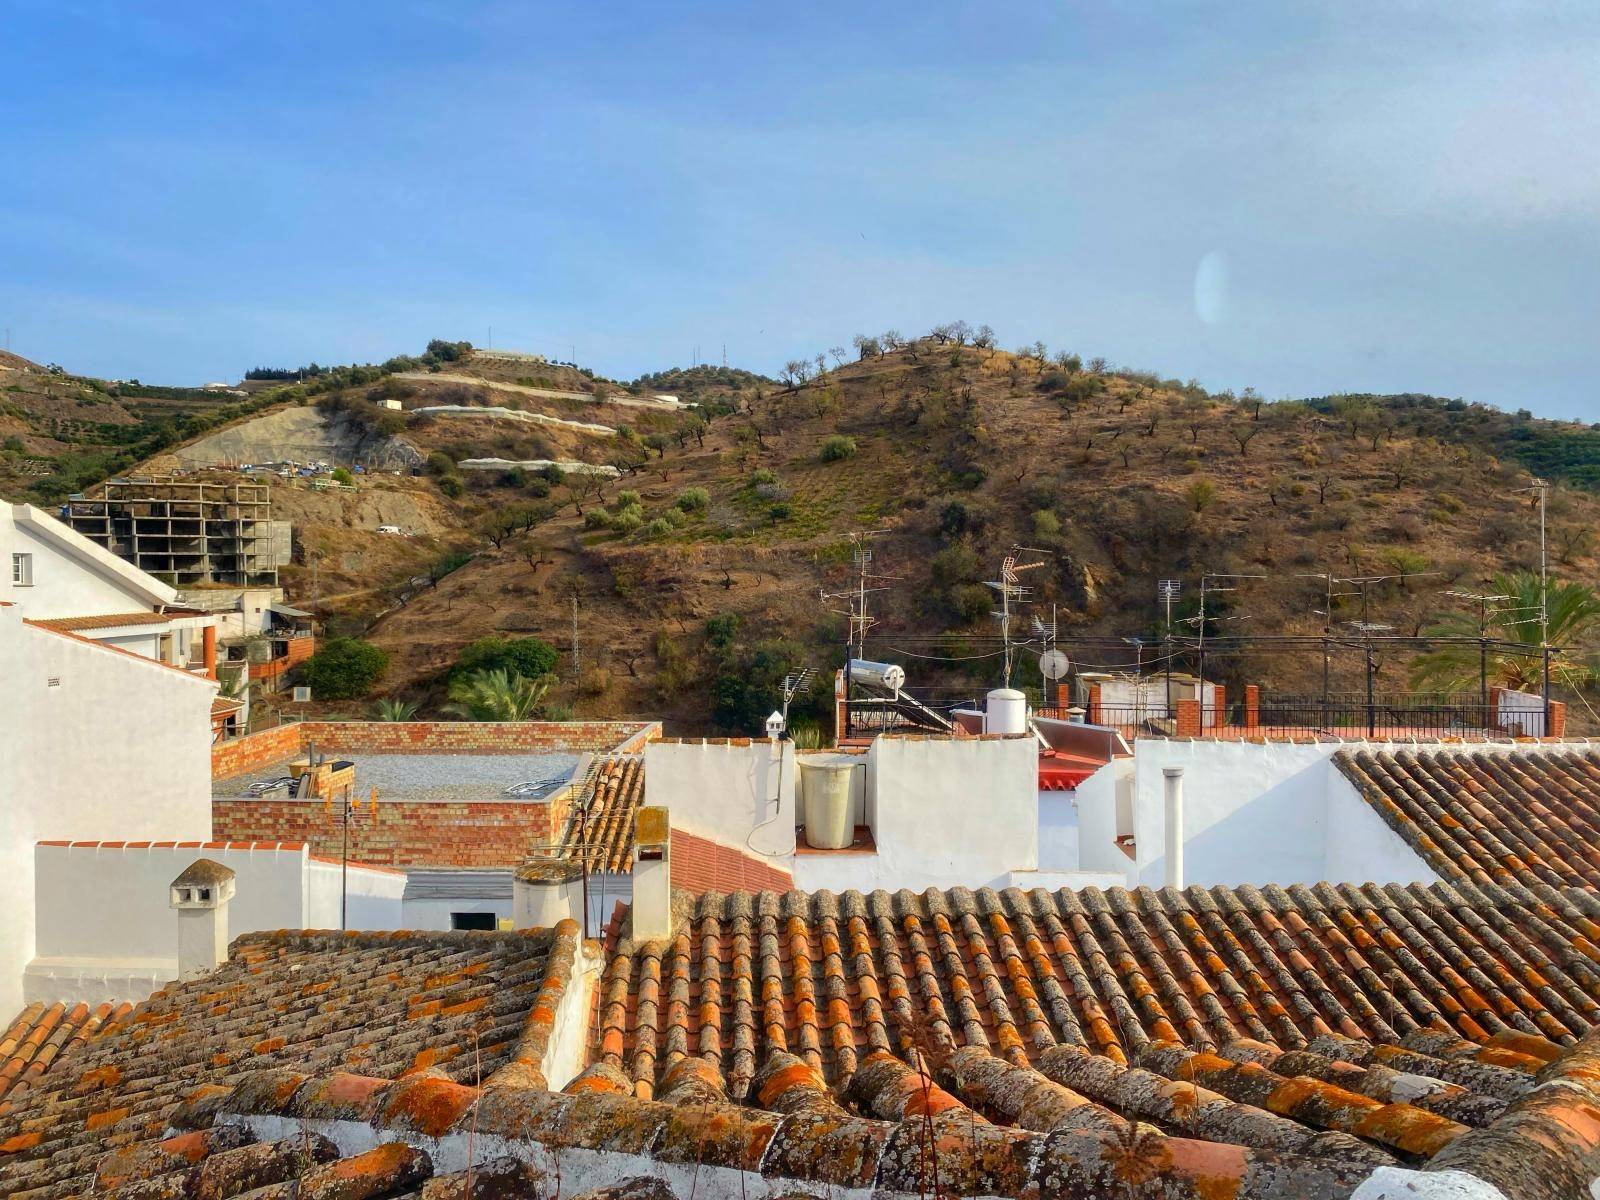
xmin=202 ymin=624 xmax=218 ymax=678
xmin=512 ymin=857 xmax=584 ymax=930
xmin=632 ymin=806 xmax=672 ymax=941
xmin=1162 ymin=768 xmax=1185 ymax=890
xmin=169 ymin=859 xmax=236 ymax=981
xmin=1175 ymin=699 xmax=1201 ymax=737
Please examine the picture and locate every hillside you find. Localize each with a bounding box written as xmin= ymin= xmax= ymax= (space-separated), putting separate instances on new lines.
xmin=10 ymin=336 xmax=1600 ymax=735
xmin=315 ymin=342 xmax=1600 ymax=732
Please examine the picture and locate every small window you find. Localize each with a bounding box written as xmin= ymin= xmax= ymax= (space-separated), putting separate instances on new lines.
xmin=197 ymin=887 xmax=210 ymax=901
xmin=12 ymin=553 xmax=32 ymax=586
xmin=451 ymin=912 xmax=495 ymax=931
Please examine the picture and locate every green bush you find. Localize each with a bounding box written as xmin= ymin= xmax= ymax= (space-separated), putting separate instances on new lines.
xmin=584 ymin=507 xmax=613 ymax=530
xmin=451 ymin=636 xmax=559 ymax=684
xmin=769 ymin=501 xmax=793 ymax=523
xmin=749 ymin=468 xmax=777 ymax=487
xmin=299 ymin=638 xmax=389 ymax=700
xmin=662 ymin=506 xmax=689 ymax=528
xmin=426 ymin=451 xmax=456 ymax=476
xmin=675 ymin=486 xmax=709 ymax=512
xmin=612 ymin=507 xmax=645 ymax=533
xmin=1032 ymin=509 xmax=1061 ymax=539
xmin=331 ymin=467 xmax=355 ymax=486
xmin=617 ymin=489 xmax=641 ymax=508
xmin=949 ymin=583 xmax=994 ymax=624
xmin=438 ymin=474 xmax=463 ymax=498
xmin=644 ymin=517 xmax=673 ymax=539
xmin=819 ymin=434 xmax=857 ymax=463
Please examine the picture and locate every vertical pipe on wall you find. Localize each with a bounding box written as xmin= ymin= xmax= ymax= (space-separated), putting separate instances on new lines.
xmin=1162 ymin=767 xmax=1185 ymax=890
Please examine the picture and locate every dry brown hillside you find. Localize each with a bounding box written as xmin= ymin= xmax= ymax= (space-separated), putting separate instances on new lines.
xmin=322 ymin=343 xmax=1600 ymax=731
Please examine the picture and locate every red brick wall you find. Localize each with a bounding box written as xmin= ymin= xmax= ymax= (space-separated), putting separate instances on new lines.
xmin=670 ymin=829 xmax=793 ymax=895
xmin=211 ymin=722 xmax=303 ymax=779
xmin=298 ymin=720 xmax=656 ymax=755
xmin=211 ymin=796 xmax=568 ymax=867
xmin=1175 ymin=698 xmax=1201 ymax=737
xmin=213 ymin=719 xmax=660 ymax=778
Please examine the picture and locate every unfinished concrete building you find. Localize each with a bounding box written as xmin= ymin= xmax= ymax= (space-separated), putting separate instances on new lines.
xmin=66 ymin=478 xmax=289 ymax=586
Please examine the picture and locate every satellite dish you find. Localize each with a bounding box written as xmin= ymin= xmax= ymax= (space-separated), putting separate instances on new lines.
xmin=1039 ymin=650 xmax=1071 ymax=680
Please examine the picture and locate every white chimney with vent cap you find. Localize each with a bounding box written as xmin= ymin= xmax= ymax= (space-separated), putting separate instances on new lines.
xmin=512 ymin=856 xmax=584 ymax=930
xmin=632 ymin=805 xmax=672 ymax=941
xmin=168 ymin=859 xmax=236 ymax=981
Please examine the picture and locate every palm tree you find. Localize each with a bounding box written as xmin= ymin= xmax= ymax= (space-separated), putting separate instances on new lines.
xmin=372 ymin=697 xmax=420 ymax=721
xmin=443 ymin=668 xmax=552 ymax=721
xmin=1410 ymin=569 xmax=1600 ymax=692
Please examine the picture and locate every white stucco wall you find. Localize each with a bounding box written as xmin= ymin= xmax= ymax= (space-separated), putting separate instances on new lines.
xmin=792 ymin=736 xmax=1041 ymax=893
xmin=1 ymin=609 xmax=216 ymax=1016
xmin=1073 ymin=757 xmax=1136 ymax=876
xmin=644 ymin=740 xmax=797 ymax=861
xmin=1129 ymin=739 xmax=1441 ymax=889
xmin=26 ymin=842 xmax=404 ymax=1005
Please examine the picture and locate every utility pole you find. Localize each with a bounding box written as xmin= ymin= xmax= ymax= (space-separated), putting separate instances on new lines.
xmin=1159 ymin=579 xmax=1180 ymax=717
xmin=570 ymin=593 xmax=581 ymax=679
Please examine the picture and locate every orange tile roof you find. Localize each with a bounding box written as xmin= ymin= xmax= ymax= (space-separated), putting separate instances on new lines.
xmin=1337 ymin=748 xmax=1600 ymax=888
xmin=28 ymin=611 xmax=175 ymax=631
xmin=557 ymin=753 xmax=644 ymax=873
xmin=0 ymin=924 xmax=579 ymax=1198
xmin=0 ymin=1002 xmax=129 ymax=1104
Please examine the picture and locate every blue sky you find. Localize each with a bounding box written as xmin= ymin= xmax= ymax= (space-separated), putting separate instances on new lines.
xmin=1 ymin=2 xmax=1596 ymax=416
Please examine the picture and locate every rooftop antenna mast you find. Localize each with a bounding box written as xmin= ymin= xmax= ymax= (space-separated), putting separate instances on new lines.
xmin=1515 ymin=478 xmax=1552 ymax=727
xmin=988 ymin=545 xmax=1048 ymax=689
xmin=821 ymin=529 xmax=892 ymax=660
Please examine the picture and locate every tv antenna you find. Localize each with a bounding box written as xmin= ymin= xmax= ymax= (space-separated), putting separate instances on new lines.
xmin=820 ymin=529 xmax=893 ymax=659
xmin=779 ymin=668 xmax=815 ymax=727
xmin=986 ymin=545 xmax=1049 ymax=688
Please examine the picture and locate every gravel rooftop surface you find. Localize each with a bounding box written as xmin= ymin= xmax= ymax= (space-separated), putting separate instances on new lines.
xmin=213 ymin=752 xmax=581 ymax=802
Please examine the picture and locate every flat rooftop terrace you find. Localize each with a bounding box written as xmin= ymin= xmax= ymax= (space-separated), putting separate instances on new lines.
xmin=213 ymin=751 xmax=581 ymax=803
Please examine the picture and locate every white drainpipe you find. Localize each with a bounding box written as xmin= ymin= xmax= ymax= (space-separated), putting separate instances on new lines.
xmin=1162 ymin=767 xmax=1185 ymax=890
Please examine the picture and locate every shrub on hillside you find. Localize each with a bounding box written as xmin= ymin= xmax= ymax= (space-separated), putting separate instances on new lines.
xmin=331 ymin=467 xmax=354 ymax=486
xmin=612 ymin=507 xmax=645 ymax=533
xmin=644 ymin=517 xmax=673 ymax=539
xmin=299 ymin=638 xmax=389 ymax=700
xmin=437 ymin=475 xmax=463 ymax=498
xmin=451 ymin=636 xmax=560 ymax=684
xmin=584 ymin=507 xmax=613 ymax=530
xmin=1032 ymin=509 xmax=1062 ymax=539
xmin=819 ymin=435 xmax=857 ymax=462
xmin=675 ymin=487 xmax=709 ymax=512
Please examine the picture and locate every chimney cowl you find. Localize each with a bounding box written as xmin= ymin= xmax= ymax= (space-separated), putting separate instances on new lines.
xmin=169 ymin=858 xmax=237 ymax=909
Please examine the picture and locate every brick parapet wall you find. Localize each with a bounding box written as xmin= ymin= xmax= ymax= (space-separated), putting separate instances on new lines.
xmin=213 ymin=720 xmax=661 ymax=779
xmin=1175 ymin=698 xmax=1202 ymax=738
xmin=211 ymin=795 xmax=569 ymax=868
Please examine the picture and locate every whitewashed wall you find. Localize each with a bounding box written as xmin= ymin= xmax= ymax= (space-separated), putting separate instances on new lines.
xmin=1 ymin=609 xmax=216 ymax=1016
xmin=26 ymin=842 xmax=404 ymax=1005
xmin=1496 ymin=687 xmax=1548 ymax=736
xmin=1128 ymin=739 xmax=1441 ymax=888
xmin=644 ymin=740 xmax=797 ymax=862
xmin=793 ymin=737 xmax=1040 ymax=893
xmin=1073 ymin=757 xmax=1137 ymax=878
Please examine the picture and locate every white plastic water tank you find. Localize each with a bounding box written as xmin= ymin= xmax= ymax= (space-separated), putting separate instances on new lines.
xmin=984 ymin=688 xmax=1028 ymax=735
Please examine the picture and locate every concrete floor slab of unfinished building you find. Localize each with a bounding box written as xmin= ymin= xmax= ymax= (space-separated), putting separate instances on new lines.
xmin=213 ymin=751 xmax=581 ymax=802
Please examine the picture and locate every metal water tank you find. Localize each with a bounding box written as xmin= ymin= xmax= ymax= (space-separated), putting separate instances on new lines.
xmin=985 ymin=688 xmax=1028 ymax=735
xmin=848 ymin=659 xmax=906 ymax=692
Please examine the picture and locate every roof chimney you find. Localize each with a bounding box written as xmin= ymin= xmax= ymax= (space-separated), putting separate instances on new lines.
xmin=512 ymin=856 xmax=584 ymax=931
xmin=631 ymin=806 xmax=671 ymax=941
xmin=168 ymin=859 xmax=236 ymax=981
xmin=1162 ymin=767 xmax=1185 ymax=890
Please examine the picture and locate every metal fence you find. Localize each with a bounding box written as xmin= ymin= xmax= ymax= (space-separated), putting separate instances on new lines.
xmin=1256 ymin=692 xmax=1501 ymax=738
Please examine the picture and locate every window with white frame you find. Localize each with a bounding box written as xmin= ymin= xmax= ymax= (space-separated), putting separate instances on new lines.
xmin=12 ymin=552 xmax=32 ymax=586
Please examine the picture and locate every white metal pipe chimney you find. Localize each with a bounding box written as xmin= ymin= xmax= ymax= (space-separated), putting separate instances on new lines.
xmin=1162 ymin=767 xmax=1185 ymax=890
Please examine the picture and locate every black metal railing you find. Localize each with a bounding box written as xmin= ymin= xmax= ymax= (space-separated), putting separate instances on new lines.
xmin=1256 ymin=692 xmax=1501 ymax=738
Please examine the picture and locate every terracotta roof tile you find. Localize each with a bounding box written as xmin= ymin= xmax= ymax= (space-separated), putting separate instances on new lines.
xmin=29 ymin=611 xmax=176 ymax=631
xmin=558 ymin=753 xmax=644 ymax=873
xmin=1337 ymin=747 xmax=1600 ymax=888
xmin=0 ymin=1001 xmax=129 ymax=1104
xmin=0 ymin=924 xmax=577 ymax=1198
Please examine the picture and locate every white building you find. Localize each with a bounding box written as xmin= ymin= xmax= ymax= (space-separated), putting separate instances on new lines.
xmin=26 ymin=841 xmax=406 ymax=1005
xmin=0 ymin=603 xmax=220 ymax=1017
xmin=2 ymin=501 xmax=217 ymax=670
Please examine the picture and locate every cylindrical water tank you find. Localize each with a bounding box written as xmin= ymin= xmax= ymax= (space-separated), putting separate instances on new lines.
xmin=985 ymin=688 xmax=1028 ymax=735
xmin=799 ymin=759 xmax=857 ymax=850
xmin=849 ymin=659 xmax=906 ymax=692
